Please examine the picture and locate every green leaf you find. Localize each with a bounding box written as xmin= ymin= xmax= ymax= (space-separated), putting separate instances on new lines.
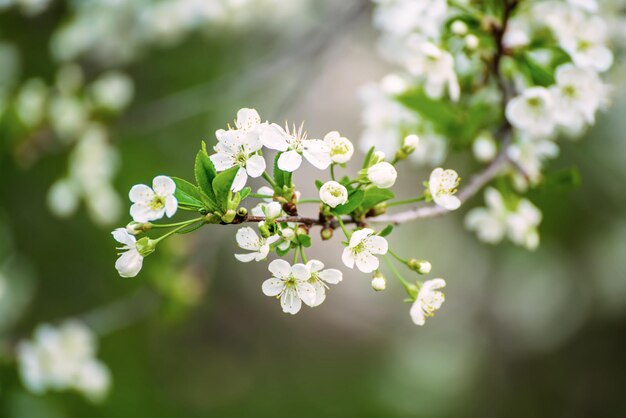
xmin=276 ymin=245 xmax=291 ymax=257
xmin=239 ymin=186 xmax=251 ymax=200
xmin=212 ymin=165 xmax=240 ymax=211
xmin=541 ymin=167 xmax=581 ymax=191
xmin=194 ymin=142 xmax=217 ymax=200
xmin=378 ymin=224 xmax=394 ymax=237
xmin=172 ymin=177 xmax=204 ymax=209
xmin=297 ymin=235 xmax=312 ymax=248
xmin=520 ymin=53 xmax=555 ymax=86
xmin=361 ymin=188 xmax=395 ymax=210
xmin=362 ymin=146 xmax=375 ymax=169
xmin=332 ymin=189 xmax=365 ymax=215
xmin=398 ymin=90 xmax=461 ymax=128
xmin=273 ymin=153 xmax=286 ymax=189
xmin=315 ymin=180 xmax=324 ymax=190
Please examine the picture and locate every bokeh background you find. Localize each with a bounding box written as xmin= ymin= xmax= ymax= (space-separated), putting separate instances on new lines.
xmin=1 ymin=0 xmax=626 ymax=417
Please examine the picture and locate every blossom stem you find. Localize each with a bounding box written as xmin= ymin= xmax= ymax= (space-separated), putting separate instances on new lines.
xmin=386 ymin=195 xmax=426 ymax=208
xmin=262 ymin=172 xmax=276 ymax=188
xmin=249 ymin=193 xmax=273 ymax=199
xmin=298 ymin=199 xmax=321 ymax=204
xmin=383 ymin=255 xmax=412 ymax=294
xmin=388 ymin=248 xmax=408 ymax=265
xmin=336 ymin=216 xmax=351 ymax=239
xmin=293 ymin=248 xmax=299 ymax=264
xmin=330 ymin=164 xmax=336 ymax=181
xmin=299 ymin=246 xmax=308 ymax=264
xmin=150 ymin=217 xmax=204 ymax=228
xmin=155 ymin=221 xmax=202 ymax=242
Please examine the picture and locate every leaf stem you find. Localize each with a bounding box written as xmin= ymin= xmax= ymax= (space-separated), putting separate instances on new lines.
xmin=384 ymin=255 xmax=412 ymax=294
xmin=386 ymin=195 xmax=426 ymax=208
xmin=150 ymin=217 xmax=204 ymax=228
xmin=336 ymin=216 xmax=351 ymax=239
xmin=262 ymin=172 xmax=276 ymax=188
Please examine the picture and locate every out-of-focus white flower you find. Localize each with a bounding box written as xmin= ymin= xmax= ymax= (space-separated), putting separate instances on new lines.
xmin=260 ymin=123 xmax=331 ymax=172
xmin=211 ymin=128 xmax=265 ymax=192
xmin=409 ymin=130 xmax=448 ymax=166
xmin=112 ymin=228 xmax=145 ymax=277
xmin=342 ymin=228 xmax=388 ymax=273
xmin=55 ymin=64 xmax=84 ymax=95
xmin=507 ymin=136 xmax=559 ymax=188
xmin=17 ymin=321 xmax=111 ymax=402
xmin=358 ymin=80 xmax=419 ymax=157
xmin=464 ymin=34 xmax=479 ymax=49
xmin=48 ymin=95 xmax=88 ymax=141
xmin=451 ymin=20 xmax=468 ymax=35
xmin=506 ymin=87 xmax=556 ymax=138
xmin=506 ymin=200 xmax=542 ymax=250
xmin=16 ymin=0 xmax=52 ymax=16
xmin=373 ymin=0 xmax=447 ymax=39
xmin=560 ymin=15 xmax=612 ymax=72
xmin=465 ymin=187 xmax=509 ymax=244
xmin=319 ymin=181 xmax=348 ymax=208
xmin=503 ymin=18 xmax=530 ymax=49
xmin=568 ymin=0 xmax=598 ymax=12
xmin=405 ymin=39 xmax=460 ymax=101
xmin=90 ymin=71 xmax=134 ymax=112
xmin=465 ymin=188 xmax=542 ymax=250
xmin=234 ymin=227 xmax=279 ymax=262
xmin=305 ymin=259 xmax=342 ymax=307
xmin=47 ymin=178 xmax=80 ymax=218
xmin=323 ymin=131 xmax=354 ymax=164
xmin=265 ymin=202 xmax=282 ymax=219
xmin=16 ymin=78 xmax=48 ymax=128
xmin=472 ymin=133 xmax=497 ymax=162
xmin=429 ymin=168 xmax=461 ymax=210
xmin=402 ymin=134 xmax=419 ymax=151
xmin=550 ymin=64 xmax=607 ymax=135
xmin=262 ymin=259 xmax=316 ymax=314
xmin=367 ymin=162 xmax=397 ymax=189
xmin=129 ymin=175 xmax=177 ymax=223
xmin=410 ymin=278 xmax=446 ymax=325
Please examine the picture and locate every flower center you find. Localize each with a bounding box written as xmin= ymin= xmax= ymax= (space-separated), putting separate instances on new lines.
xmin=150 ymin=195 xmax=165 ymax=210
xmin=437 ymin=170 xmax=460 ymax=196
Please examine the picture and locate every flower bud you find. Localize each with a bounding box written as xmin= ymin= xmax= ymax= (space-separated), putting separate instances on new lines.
xmin=258 ymin=221 xmax=271 ymax=238
xmin=371 ymin=151 xmax=386 ymax=165
xmin=236 ymin=207 xmax=248 ymax=217
xmin=296 ymin=224 xmax=309 ymax=236
xmin=408 ymin=259 xmax=432 ymax=275
xmin=281 ymin=227 xmax=295 ymax=240
xmin=265 ymin=202 xmax=282 ymax=219
xmin=126 ymin=221 xmax=151 ymax=235
xmin=136 ymin=237 xmax=157 ymax=257
xmin=221 ymin=209 xmax=236 ymax=223
xmin=319 ymin=181 xmax=348 ymax=208
xmin=451 ymin=20 xmax=468 ymax=35
xmin=367 ymin=162 xmax=397 ymax=189
xmin=396 ymin=134 xmax=420 ymax=161
xmin=465 ymin=34 xmax=479 ymax=50
xmin=371 ymin=272 xmax=386 ymax=291
xmin=320 ymin=227 xmax=333 ymax=241
xmin=472 ymin=132 xmax=497 ymax=162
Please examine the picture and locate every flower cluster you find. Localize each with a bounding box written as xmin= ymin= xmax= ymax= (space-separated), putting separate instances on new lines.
xmin=17 ymin=321 xmax=111 ymax=402
xmin=113 ymin=108 xmax=458 ymax=325
xmin=363 ymin=0 xmax=614 ymax=250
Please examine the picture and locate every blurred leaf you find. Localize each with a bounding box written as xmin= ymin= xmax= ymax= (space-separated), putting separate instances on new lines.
xmin=519 ymin=53 xmax=555 ymax=86
xmin=362 ymin=146 xmax=375 ymax=168
xmin=398 ymin=90 xmax=460 ymax=128
xmin=540 ymin=167 xmax=581 ymax=191
xmin=378 ymin=224 xmax=394 ymax=237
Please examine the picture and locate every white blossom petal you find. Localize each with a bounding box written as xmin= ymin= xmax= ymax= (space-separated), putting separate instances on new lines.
xmin=277 ymin=150 xmax=302 ymax=172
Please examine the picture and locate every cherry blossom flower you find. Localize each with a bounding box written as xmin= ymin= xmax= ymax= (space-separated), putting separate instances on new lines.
xmin=261 ymin=259 xmax=316 ymax=314
xmin=367 ymin=162 xmax=397 ymax=188
xmin=112 ymin=228 xmax=148 ymax=277
xmin=210 ymin=129 xmax=265 ymax=192
xmin=505 ymin=87 xmax=556 ymax=138
xmin=429 ymin=168 xmax=461 ymax=210
xmin=319 ymin=181 xmax=348 ymax=208
xmin=128 ymin=175 xmax=177 ymax=223
xmin=323 ymin=131 xmax=354 ymax=164
xmin=259 ymin=122 xmax=331 ymax=172
xmin=234 ymin=227 xmax=280 ymax=262
xmin=342 ymin=228 xmax=388 ymax=273
xmin=304 ymin=260 xmax=343 ymax=307
xmin=410 ymin=278 xmax=446 ymax=326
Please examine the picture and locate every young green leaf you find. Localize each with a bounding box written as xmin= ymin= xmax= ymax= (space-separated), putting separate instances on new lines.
xmin=362 ymin=146 xmax=375 ymax=169
xmin=332 ymin=189 xmax=365 ymax=215
xmin=172 ymin=177 xmax=204 ymax=209
xmin=239 ymin=186 xmax=252 ymax=200
xmin=273 ymin=153 xmax=286 ymax=189
xmin=212 ymin=165 xmax=240 ymax=211
xmin=195 ymin=141 xmax=217 ymax=201
xmin=361 ymin=187 xmax=395 ymax=210
xmin=378 ymin=224 xmax=394 ymax=237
